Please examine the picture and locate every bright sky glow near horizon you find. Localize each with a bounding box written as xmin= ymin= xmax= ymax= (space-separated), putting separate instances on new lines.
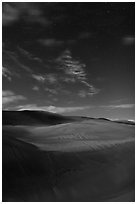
xmin=2 ymin=2 xmax=135 ymax=120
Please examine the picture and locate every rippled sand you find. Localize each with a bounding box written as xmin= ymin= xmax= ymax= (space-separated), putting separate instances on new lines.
xmin=3 ymin=119 xmax=135 ymax=201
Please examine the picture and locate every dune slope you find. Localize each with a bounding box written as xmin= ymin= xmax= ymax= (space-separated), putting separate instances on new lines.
xmin=2 ymin=110 xmax=76 ymax=126
xmin=2 ymin=118 xmax=135 ymax=201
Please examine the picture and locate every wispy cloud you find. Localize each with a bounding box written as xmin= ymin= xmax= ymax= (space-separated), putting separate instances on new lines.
xmin=100 ymin=104 xmax=135 ymax=109
xmin=56 ymin=49 xmax=99 ymax=96
xmin=3 ymin=3 xmax=51 ymax=26
xmin=45 ymin=88 xmax=58 ymax=95
xmin=2 ymin=66 xmax=12 ymax=81
xmin=13 ymin=104 xmax=90 ymax=113
xmin=46 ymin=74 xmax=57 ymax=84
xmin=39 ymin=38 xmax=77 ymax=47
xmin=3 ymin=90 xmax=13 ymax=97
xmin=2 ymin=3 xmax=19 ymax=26
xmin=78 ymin=89 xmax=96 ymax=98
xmin=81 ymin=81 xmax=99 ymax=95
xmin=17 ymin=46 xmax=43 ymax=64
xmin=39 ymin=38 xmax=64 ymax=47
xmin=78 ymin=90 xmax=87 ymax=98
xmin=122 ymin=36 xmax=135 ymax=45
xmin=56 ymin=50 xmax=87 ymax=80
xmin=32 ymin=86 xmax=39 ymax=91
xmin=3 ymin=49 xmax=32 ymax=73
xmin=2 ymin=90 xmax=26 ymax=107
xmin=32 ymin=74 xmax=45 ymax=83
xmin=110 ymin=98 xmax=128 ymax=104
xmin=32 ymin=73 xmax=57 ymax=84
xmin=62 ymin=77 xmax=76 ymax=83
xmin=2 ymin=66 xmax=20 ymax=81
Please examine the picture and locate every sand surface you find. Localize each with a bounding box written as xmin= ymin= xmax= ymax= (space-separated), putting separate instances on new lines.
xmin=3 ymin=119 xmax=135 ymax=201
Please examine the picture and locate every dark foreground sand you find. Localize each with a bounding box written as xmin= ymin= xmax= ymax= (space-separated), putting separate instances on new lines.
xmin=2 ymin=119 xmax=135 ymax=201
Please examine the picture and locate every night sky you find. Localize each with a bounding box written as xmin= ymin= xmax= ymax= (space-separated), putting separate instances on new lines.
xmin=2 ymin=2 xmax=135 ymax=120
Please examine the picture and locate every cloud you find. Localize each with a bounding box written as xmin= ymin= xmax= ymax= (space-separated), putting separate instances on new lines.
xmin=110 ymin=98 xmax=128 ymax=104
xmin=2 ymin=66 xmax=20 ymax=81
xmin=78 ymin=90 xmax=87 ymax=98
xmin=2 ymin=90 xmax=13 ymax=97
xmin=32 ymin=73 xmax=57 ymax=84
xmin=18 ymin=47 xmax=33 ymax=58
xmin=2 ymin=3 xmax=19 ymax=25
xmin=122 ymin=36 xmax=135 ymax=45
xmin=26 ymin=9 xmax=51 ymax=26
xmin=3 ymin=49 xmax=32 ymax=73
xmin=32 ymin=74 xmax=45 ymax=83
xmin=4 ymin=44 xmax=99 ymax=99
xmin=100 ymin=104 xmax=135 ymax=109
xmin=45 ymin=85 xmax=71 ymax=96
xmin=32 ymin=86 xmax=39 ymax=91
xmin=39 ymin=38 xmax=64 ymax=47
xmin=3 ymin=2 xmax=51 ymax=26
xmin=81 ymin=81 xmax=99 ymax=95
xmin=46 ymin=74 xmax=57 ymax=84
xmin=17 ymin=46 xmax=43 ymax=64
xmin=13 ymin=104 xmax=90 ymax=113
xmin=62 ymin=77 xmax=76 ymax=83
xmin=56 ymin=50 xmax=99 ymax=96
xmin=78 ymin=88 xmax=98 ymax=98
xmin=45 ymin=88 xmax=58 ymax=95
xmin=2 ymin=90 xmax=26 ymax=107
xmin=2 ymin=66 xmax=12 ymax=81
xmin=56 ymin=50 xmax=87 ymax=80
xmin=30 ymin=49 xmax=99 ymax=97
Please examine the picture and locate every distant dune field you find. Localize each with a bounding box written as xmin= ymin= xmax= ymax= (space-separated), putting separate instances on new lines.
xmin=2 ymin=112 xmax=135 ymax=201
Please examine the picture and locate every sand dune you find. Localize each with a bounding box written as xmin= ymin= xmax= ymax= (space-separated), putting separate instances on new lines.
xmin=7 ymin=119 xmax=134 ymax=152
xmin=2 ymin=110 xmax=76 ymax=126
xmin=2 ymin=115 xmax=135 ymax=201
